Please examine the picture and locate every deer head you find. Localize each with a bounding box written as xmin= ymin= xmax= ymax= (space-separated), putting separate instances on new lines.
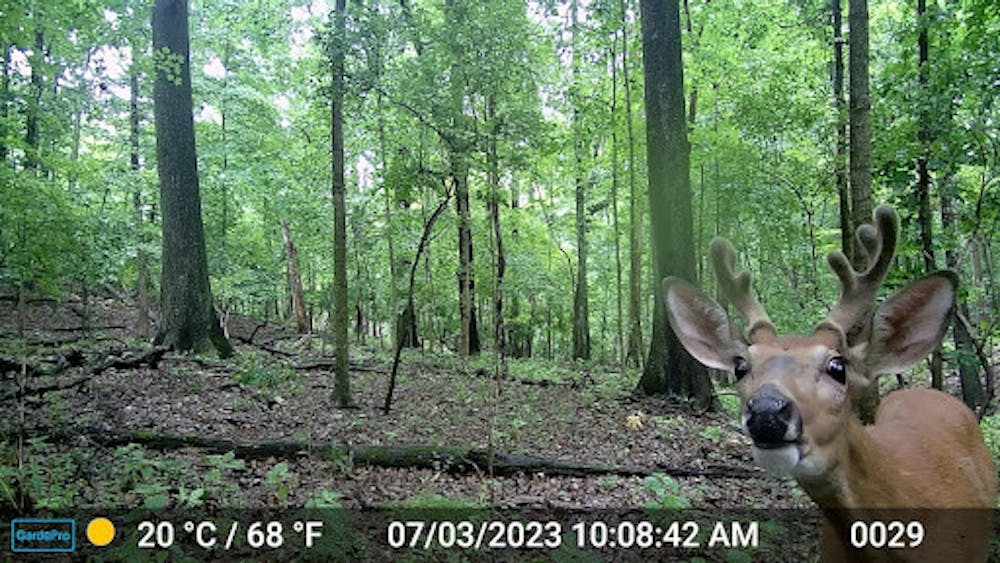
xmin=663 ymin=206 xmax=957 ymax=480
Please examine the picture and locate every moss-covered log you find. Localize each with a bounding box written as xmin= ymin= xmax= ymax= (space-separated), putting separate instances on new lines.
xmin=21 ymin=427 xmax=762 ymax=479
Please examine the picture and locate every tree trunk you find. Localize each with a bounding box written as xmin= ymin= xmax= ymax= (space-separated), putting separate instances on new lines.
xmin=848 ymin=0 xmax=872 ymax=269
xmin=914 ymin=0 xmax=943 ymax=390
xmin=396 ymin=298 xmax=419 ymax=348
xmin=621 ymin=0 xmax=644 ymax=369
xmin=130 ymin=64 xmax=151 ymax=339
xmin=848 ymin=0 xmax=876 ymax=422
xmin=377 ymin=91 xmax=399 ymax=352
xmin=330 ymin=0 xmax=352 ymax=407
xmin=571 ymin=135 xmax=590 ymax=360
xmin=941 ymin=183 xmax=985 ymax=412
xmin=609 ymin=50 xmax=625 ymax=364
xmin=487 ymin=96 xmax=506 ymax=372
xmin=25 ymin=30 xmax=44 ymax=172
xmin=569 ymin=1 xmax=590 ymax=361
xmin=280 ymin=220 xmax=308 ymax=334
xmin=831 ymin=0 xmax=852 ymax=262
xmin=637 ymin=0 xmax=712 ymax=408
xmin=453 ymin=150 xmax=480 ymax=356
xmin=0 ymin=43 xmax=10 ymax=163
xmin=444 ymin=0 xmax=479 ymax=358
xmin=151 ymin=0 xmax=232 ymax=357
xmin=384 ymin=191 xmax=453 ymax=413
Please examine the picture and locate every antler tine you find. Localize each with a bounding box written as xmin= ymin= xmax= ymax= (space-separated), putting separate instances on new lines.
xmin=710 ymin=237 xmax=775 ymax=343
xmin=823 ymin=205 xmax=899 ymax=340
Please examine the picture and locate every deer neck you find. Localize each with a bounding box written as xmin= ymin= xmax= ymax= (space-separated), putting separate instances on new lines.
xmin=797 ymin=415 xmax=903 ymax=512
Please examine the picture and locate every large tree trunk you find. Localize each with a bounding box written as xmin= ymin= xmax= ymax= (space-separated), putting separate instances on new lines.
xmin=151 ymin=0 xmax=232 ymax=357
xmin=280 ymin=220 xmax=308 ymax=334
xmin=848 ymin=0 xmax=872 ymax=269
xmin=330 ymin=0 xmax=352 ymax=407
xmin=831 ymin=0 xmax=851 ymax=262
xmin=848 ymin=0 xmax=877 ymax=422
xmin=637 ymin=0 xmax=711 ymax=408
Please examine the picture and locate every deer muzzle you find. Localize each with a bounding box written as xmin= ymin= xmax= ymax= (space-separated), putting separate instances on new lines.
xmin=744 ymin=384 xmax=802 ymax=448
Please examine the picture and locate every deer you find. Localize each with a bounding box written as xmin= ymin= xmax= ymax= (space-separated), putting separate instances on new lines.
xmin=663 ymin=206 xmax=997 ymax=562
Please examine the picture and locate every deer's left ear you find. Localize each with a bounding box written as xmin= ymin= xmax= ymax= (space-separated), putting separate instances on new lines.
xmin=663 ymin=277 xmax=745 ymax=371
xmin=864 ymin=271 xmax=957 ymax=375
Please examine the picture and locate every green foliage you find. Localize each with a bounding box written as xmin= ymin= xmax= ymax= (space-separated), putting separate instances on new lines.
xmin=16 ymin=439 xmax=79 ymax=510
xmin=265 ymin=461 xmax=295 ymax=503
xmin=717 ymin=392 xmax=742 ymax=419
xmin=642 ymin=473 xmax=692 ymax=510
xmin=698 ymin=425 xmax=722 ymax=442
xmin=392 ymin=492 xmax=483 ymax=510
xmin=234 ymin=351 xmax=298 ymax=389
xmin=305 ymin=489 xmax=343 ymax=509
xmin=979 ymin=413 xmax=1000 ymax=467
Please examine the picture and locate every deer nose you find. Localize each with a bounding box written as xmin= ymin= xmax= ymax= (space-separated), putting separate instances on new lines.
xmin=745 ymin=385 xmax=800 ymax=447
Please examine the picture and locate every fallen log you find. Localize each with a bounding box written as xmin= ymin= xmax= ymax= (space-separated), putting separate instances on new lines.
xmin=19 ymin=426 xmax=764 ymax=480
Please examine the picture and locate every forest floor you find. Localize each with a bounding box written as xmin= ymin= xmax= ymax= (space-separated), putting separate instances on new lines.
xmin=0 ymin=295 xmax=862 ymax=561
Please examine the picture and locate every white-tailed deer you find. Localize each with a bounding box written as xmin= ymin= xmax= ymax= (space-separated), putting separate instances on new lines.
xmin=664 ymin=206 xmax=996 ymax=562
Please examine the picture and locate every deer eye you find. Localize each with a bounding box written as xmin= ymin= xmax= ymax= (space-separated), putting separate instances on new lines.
xmin=734 ymin=357 xmax=749 ymax=381
xmin=826 ymin=356 xmax=847 ymax=384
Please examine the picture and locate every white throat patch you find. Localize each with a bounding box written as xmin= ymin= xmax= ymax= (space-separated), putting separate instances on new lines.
xmin=752 ymin=444 xmax=801 ymax=476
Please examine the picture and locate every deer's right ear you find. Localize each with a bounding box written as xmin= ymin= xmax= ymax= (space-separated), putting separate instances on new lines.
xmin=663 ymin=277 xmax=744 ymax=371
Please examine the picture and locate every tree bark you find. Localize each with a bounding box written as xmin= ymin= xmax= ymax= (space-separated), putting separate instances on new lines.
xmin=848 ymin=0 xmax=876 ymax=422
xmin=831 ymin=0 xmax=852 ymax=262
xmin=848 ymin=0 xmax=872 ymax=270
xmin=637 ymin=0 xmax=712 ymax=408
xmin=280 ymin=220 xmax=308 ymax=334
xmin=621 ymin=0 xmax=644 ymax=369
xmin=330 ymin=0 xmax=352 ymax=407
xmin=152 ymin=0 xmax=232 ymax=357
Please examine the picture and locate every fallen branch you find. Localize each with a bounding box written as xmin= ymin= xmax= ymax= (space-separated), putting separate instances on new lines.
xmin=1 ymin=346 xmax=168 ymax=401
xmin=0 ymin=349 xmax=86 ymax=377
xmin=294 ymin=359 xmax=387 ymax=374
xmin=15 ymin=427 xmax=765 ymax=480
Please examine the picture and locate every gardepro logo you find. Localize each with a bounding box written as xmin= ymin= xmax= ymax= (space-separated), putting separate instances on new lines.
xmin=11 ymin=518 xmax=76 ymax=553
